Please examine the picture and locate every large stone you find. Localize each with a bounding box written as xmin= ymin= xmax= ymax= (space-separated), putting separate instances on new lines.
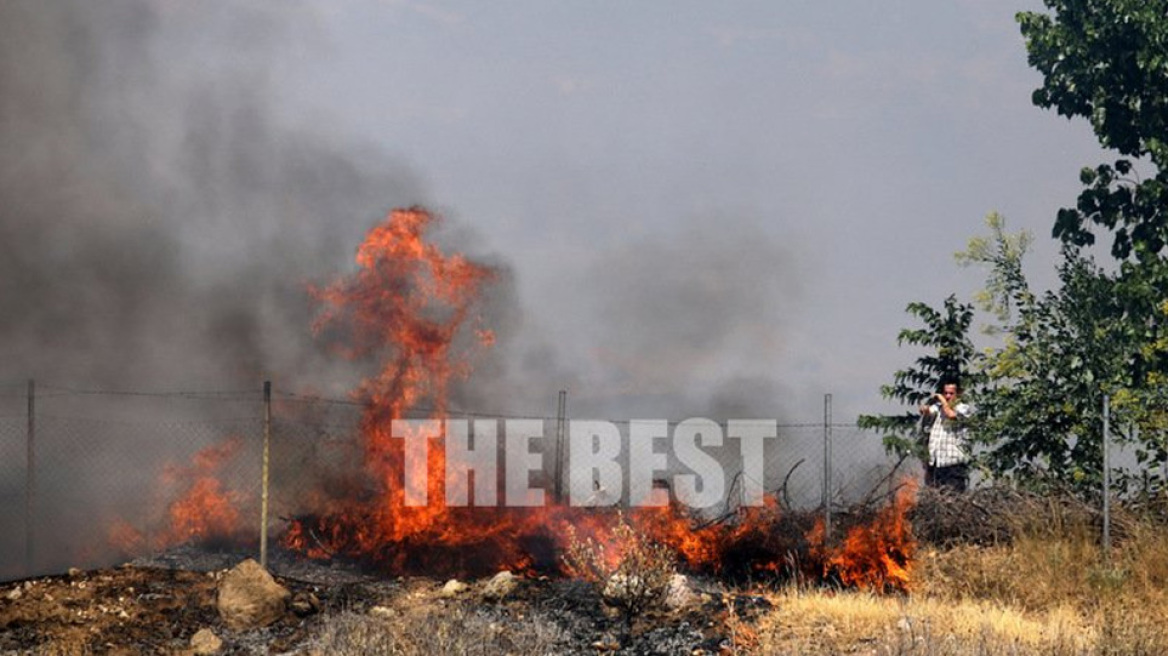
xmin=662 ymin=574 xmax=695 ymax=610
xmin=216 ymin=559 xmax=290 ymax=631
xmin=481 ymin=570 xmax=519 ymax=601
xmin=440 ymin=579 xmax=469 ymax=597
xmin=190 ymin=627 xmax=223 ymax=655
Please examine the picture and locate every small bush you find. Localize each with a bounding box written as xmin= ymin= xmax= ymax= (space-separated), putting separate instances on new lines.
xmin=562 ymin=511 xmax=677 ymax=638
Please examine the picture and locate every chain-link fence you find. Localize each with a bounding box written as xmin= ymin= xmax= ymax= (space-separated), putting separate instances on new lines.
xmin=0 ymin=382 xmax=933 ymax=582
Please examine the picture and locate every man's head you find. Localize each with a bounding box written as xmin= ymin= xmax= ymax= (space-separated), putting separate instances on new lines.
xmin=939 ymin=377 xmax=961 ymax=401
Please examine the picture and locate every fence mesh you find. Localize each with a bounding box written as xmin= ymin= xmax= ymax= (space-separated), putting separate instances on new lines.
xmin=0 ymin=383 xmax=927 ymax=582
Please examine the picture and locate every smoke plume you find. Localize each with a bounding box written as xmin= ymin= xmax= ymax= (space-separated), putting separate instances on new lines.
xmin=0 ymin=0 xmax=422 ymax=391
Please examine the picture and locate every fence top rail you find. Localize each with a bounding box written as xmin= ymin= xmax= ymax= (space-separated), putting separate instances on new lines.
xmin=7 ymin=383 xmax=870 ymax=430
xmin=34 ymin=414 xmax=263 ymax=428
xmin=37 ymin=385 xmax=264 ymax=400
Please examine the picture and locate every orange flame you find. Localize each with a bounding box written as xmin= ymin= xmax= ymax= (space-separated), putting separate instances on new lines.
xmin=285 ymin=207 xmax=519 ymax=571
xmin=809 ymin=479 xmax=918 ymax=593
xmin=107 ymin=435 xmax=249 ymax=555
xmin=158 ymin=436 xmax=247 ymax=545
xmin=275 ymin=205 xmax=920 ymax=589
xmin=96 ymin=205 xmax=919 ymax=591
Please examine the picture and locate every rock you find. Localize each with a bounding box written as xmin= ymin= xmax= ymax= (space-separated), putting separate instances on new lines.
xmin=370 ymin=605 xmax=395 ymax=618
xmin=440 ymin=579 xmax=468 ymax=597
xmin=5 ymin=587 xmax=21 ymax=601
xmin=663 ymin=574 xmax=695 ymax=610
xmin=66 ymin=568 xmax=83 ymax=579
xmin=591 ymin=635 xmax=621 ymax=651
xmin=190 ymin=627 xmax=223 ymax=655
xmin=289 ymin=591 xmax=321 ymax=617
xmin=216 ymin=559 xmax=290 ymax=631
xmin=481 ymin=570 xmax=519 ymax=601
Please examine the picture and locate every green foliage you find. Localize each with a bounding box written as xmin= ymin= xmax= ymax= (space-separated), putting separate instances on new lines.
xmin=1019 ymin=0 xmax=1168 ymax=164
xmin=864 ymin=1 xmax=1168 ymax=497
xmin=955 ymin=212 xmax=1034 ymax=332
xmin=1013 ymin=0 xmax=1168 ymax=495
xmin=1019 ymin=0 xmax=1168 ymax=262
xmin=956 ymin=215 xmax=1168 ymax=495
xmin=859 ymin=295 xmax=982 ymax=459
xmin=972 ymin=247 xmax=1129 ymax=489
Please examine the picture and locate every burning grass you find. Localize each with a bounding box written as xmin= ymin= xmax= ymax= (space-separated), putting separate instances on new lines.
xmin=9 ymin=491 xmax=1168 ymax=655
xmin=301 ymin=507 xmax=1168 ymax=655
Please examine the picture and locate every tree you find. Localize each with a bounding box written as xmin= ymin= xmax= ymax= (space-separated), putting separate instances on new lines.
xmin=1012 ymin=0 xmax=1168 ymax=494
xmin=959 ymin=221 xmax=1131 ymax=489
xmin=1019 ymin=0 xmax=1168 ymax=261
xmin=954 ymin=211 xmax=1168 ymax=497
xmin=859 ymin=295 xmax=982 ymax=460
xmin=864 ymin=2 xmax=1168 ymax=496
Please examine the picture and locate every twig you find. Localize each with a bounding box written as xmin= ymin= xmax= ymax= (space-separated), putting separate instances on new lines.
xmin=777 ymin=459 xmax=805 ymax=510
xmin=309 ymin=528 xmax=337 ymax=558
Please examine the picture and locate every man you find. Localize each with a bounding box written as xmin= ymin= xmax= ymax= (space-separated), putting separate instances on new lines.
xmin=919 ymin=379 xmax=974 ymax=492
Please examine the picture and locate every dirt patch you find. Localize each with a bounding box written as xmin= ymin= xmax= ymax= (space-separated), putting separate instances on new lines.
xmin=0 ymin=563 xmax=329 ymax=655
xmin=0 ymin=552 xmax=770 ymax=655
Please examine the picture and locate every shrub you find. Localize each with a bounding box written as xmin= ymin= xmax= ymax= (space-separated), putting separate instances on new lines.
xmin=562 ymin=511 xmax=677 ymax=640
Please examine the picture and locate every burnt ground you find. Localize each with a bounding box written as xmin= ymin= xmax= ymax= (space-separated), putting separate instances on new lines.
xmin=0 ymin=546 xmax=773 ymax=655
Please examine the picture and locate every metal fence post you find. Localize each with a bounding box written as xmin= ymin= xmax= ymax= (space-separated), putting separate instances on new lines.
xmin=260 ymin=380 xmax=271 ymax=568
xmin=1102 ymin=393 xmax=1111 ymax=563
xmin=25 ymin=379 xmax=35 ymax=574
xmin=554 ymin=389 xmax=567 ymax=504
xmin=824 ymin=393 xmax=833 ymax=543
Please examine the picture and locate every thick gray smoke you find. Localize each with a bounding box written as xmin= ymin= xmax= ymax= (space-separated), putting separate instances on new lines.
xmin=0 ymin=0 xmax=436 ymax=579
xmin=0 ymin=0 xmax=806 ymax=414
xmin=572 ymin=221 xmax=802 ymax=420
xmin=0 ymin=1 xmax=857 ymax=582
xmin=0 ymin=0 xmax=422 ymax=390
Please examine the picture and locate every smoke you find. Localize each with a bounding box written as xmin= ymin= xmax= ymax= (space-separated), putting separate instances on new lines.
xmin=569 ymin=220 xmax=802 ymax=420
xmin=0 ymin=0 xmax=807 ymax=415
xmin=0 ymin=0 xmax=436 ymax=578
xmin=0 ymin=0 xmax=422 ymax=391
xmin=0 ymin=0 xmax=830 ymax=579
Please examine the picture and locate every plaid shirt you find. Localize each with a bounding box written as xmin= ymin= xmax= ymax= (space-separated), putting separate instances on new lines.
xmin=925 ymin=402 xmax=974 ymax=467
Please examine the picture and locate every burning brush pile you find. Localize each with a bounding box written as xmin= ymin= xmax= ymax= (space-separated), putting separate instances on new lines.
xmin=95 ymin=207 xmax=918 ymax=593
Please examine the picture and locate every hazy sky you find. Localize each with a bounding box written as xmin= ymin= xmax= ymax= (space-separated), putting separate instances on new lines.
xmin=2 ymin=0 xmax=1112 ymax=423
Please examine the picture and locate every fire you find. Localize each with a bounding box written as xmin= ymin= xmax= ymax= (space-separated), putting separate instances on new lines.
xmin=809 ymin=479 xmax=918 ymax=593
xmin=277 ymin=205 xmax=922 ymax=590
xmin=158 ymin=436 xmax=248 ymax=545
xmin=107 ymin=436 xmax=249 ymax=554
xmin=95 ymin=205 xmax=920 ymax=592
xmin=285 ymin=207 xmax=521 ymax=571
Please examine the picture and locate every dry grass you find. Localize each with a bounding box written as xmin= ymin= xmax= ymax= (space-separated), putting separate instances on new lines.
xmin=756 ymin=588 xmax=1094 ymax=654
xmin=308 ymin=603 xmax=567 ymax=656
xmin=756 ymin=506 xmax=1168 ymax=655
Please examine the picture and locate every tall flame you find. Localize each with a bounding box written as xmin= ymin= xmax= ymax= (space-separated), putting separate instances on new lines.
xmin=279 ymin=206 xmax=922 ymax=589
xmin=286 ymin=207 xmax=522 ymax=570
